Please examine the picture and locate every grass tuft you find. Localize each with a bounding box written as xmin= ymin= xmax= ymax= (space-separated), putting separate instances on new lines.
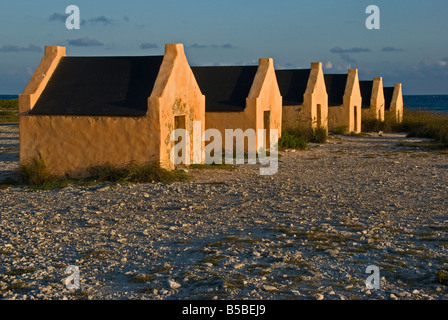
xmin=17 ymin=157 xmax=73 ymax=190
xmin=435 ymin=270 xmax=448 ymax=285
xmin=89 ymin=162 xmax=189 ymax=184
xmin=311 ymin=126 xmax=328 ymax=143
xmin=12 ymin=159 xmax=189 ymax=190
xmin=19 ymin=157 xmax=57 ymax=186
xmin=278 ymin=129 xmax=308 ymax=149
xmin=279 ymin=126 xmax=328 ymax=149
xmin=332 ymin=126 xmax=347 ymax=135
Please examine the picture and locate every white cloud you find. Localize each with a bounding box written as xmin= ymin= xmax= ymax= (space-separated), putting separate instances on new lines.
xmin=419 ymin=57 xmax=448 ymax=68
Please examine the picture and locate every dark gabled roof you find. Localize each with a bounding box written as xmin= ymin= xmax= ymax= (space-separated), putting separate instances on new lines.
xmin=191 ymin=66 xmax=258 ymax=112
xmin=30 ymin=55 xmax=164 ymax=116
xmin=383 ymin=87 xmax=394 ymax=110
xmin=324 ymin=74 xmax=347 ymax=106
xmin=275 ymin=69 xmax=311 ymax=105
xmin=359 ymin=80 xmax=373 ymax=108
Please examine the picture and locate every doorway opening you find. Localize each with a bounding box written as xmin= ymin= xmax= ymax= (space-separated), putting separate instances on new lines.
xmin=174 ymin=115 xmax=186 ymax=160
xmin=316 ymin=104 xmax=322 ymax=127
xmin=263 ymin=111 xmax=271 ymax=149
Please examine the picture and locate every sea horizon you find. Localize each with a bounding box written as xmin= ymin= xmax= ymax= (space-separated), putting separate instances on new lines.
xmin=2 ymin=94 xmax=448 ymax=113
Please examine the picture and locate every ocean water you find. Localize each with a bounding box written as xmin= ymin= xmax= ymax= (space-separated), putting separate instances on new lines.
xmin=0 ymin=95 xmax=18 ymax=100
xmin=403 ymin=95 xmax=448 ymax=113
xmin=1 ymin=94 xmax=448 ymax=113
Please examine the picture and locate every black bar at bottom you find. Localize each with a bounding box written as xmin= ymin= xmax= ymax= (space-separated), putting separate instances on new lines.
xmin=0 ymin=299 xmax=443 ymax=318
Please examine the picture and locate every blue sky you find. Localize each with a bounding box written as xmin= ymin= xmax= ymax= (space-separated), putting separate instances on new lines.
xmin=0 ymin=0 xmax=447 ymax=94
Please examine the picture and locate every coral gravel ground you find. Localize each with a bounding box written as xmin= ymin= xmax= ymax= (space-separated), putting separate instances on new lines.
xmin=0 ymin=123 xmax=447 ymax=300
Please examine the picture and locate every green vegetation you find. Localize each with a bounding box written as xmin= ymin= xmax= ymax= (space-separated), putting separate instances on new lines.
xmin=381 ymin=254 xmax=408 ymax=268
xmin=311 ymin=126 xmax=328 ymax=143
xmin=200 ymin=255 xmax=226 ymax=266
xmin=278 ymin=129 xmax=308 ymax=149
xmin=279 ymin=126 xmax=328 ymax=149
xmin=0 ymin=157 xmax=189 ymax=190
xmin=206 ymin=236 xmax=263 ymax=249
xmin=0 ymin=99 xmax=19 ymax=122
xmin=89 ymin=162 xmax=189 ymax=184
xmin=129 ymin=264 xmax=173 ymax=284
xmin=306 ymin=230 xmax=350 ymax=243
xmin=19 ymin=157 xmax=57 ymax=186
xmin=224 ymin=275 xmax=246 ymax=290
xmin=361 ymin=117 xmax=400 ymax=133
xmin=15 ymin=157 xmax=79 ymax=190
xmin=435 ymin=270 xmax=448 ymax=285
xmin=1 ymin=280 xmax=30 ymax=292
xmin=400 ymin=111 xmax=448 ymax=146
xmin=0 ymin=99 xmax=18 ymax=110
xmin=69 ymin=290 xmax=90 ymax=299
xmin=362 ymin=110 xmax=448 ymax=148
xmin=0 ymin=110 xmax=18 ymax=123
xmin=333 ymin=126 xmax=347 ymax=135
xmin=5 ymin=267 xmax=37 ymax=276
